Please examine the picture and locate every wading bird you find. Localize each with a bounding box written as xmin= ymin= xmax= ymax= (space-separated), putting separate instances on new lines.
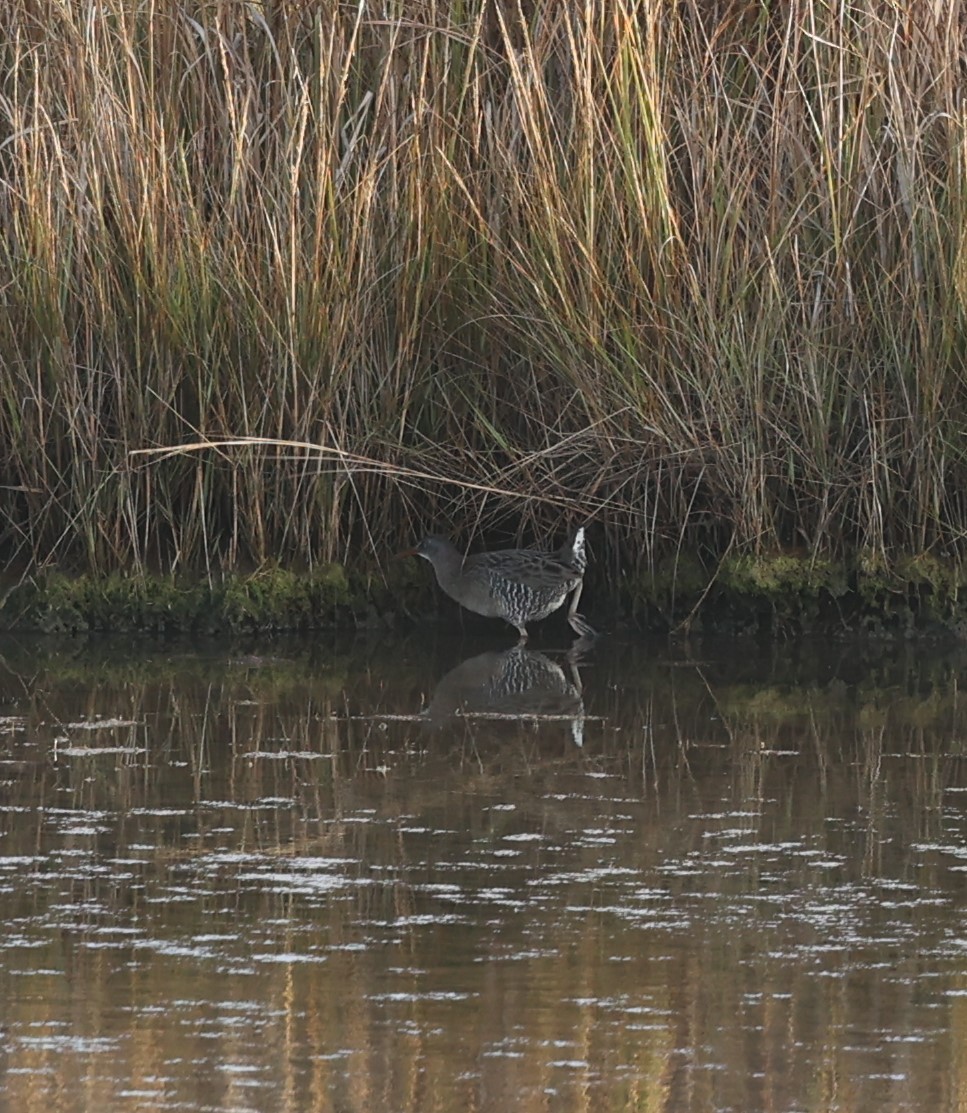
xmin=401 ymin=527 xmax=596 ymax=642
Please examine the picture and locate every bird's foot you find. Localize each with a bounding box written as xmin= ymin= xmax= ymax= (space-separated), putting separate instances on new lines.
xmin=568 ymin=613 xmax=598 ymax=639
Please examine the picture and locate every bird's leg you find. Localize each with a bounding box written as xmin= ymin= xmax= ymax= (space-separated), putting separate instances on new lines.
xmin=566 ymin=583 xmax=598 ymax=638
xmin=564 ymin=656 xmax=584 ymax=693
xmin=515 ymin=624 xmax=529 ymax=645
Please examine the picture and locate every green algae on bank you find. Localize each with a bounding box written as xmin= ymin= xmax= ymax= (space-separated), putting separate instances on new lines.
xmin=0 ymin=564 xmax=363 ymax=634
xmin=3 ymin=551 xmax=967 ymax=637
xmin=621 ymin=551 xmax=967 ymax=639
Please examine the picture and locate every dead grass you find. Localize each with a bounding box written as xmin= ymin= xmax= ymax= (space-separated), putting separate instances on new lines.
xmin=1 ymin=0 xmax=966 ymax=593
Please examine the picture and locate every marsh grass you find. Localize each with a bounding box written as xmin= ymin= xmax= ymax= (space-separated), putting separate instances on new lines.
xmin=2 ymin=0 xmax=967 ymax=601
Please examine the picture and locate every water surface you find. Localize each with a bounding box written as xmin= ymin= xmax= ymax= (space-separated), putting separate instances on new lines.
xmin=1 ymin=632 xmax=966 ymax=1112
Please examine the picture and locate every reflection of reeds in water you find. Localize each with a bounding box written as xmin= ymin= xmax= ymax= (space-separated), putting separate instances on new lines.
xmin=424 ymin=647 xmax=587 ymax=747
xmin=3 ymin=646 xmax=967 ymax=1111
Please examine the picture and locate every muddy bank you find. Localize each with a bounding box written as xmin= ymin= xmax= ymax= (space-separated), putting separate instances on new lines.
xmin=2 ymin=551 xmax=965 ymax=638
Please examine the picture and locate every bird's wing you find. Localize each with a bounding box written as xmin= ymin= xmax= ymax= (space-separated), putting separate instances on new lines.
xmin=472 ymin=549 xmax=583 ymax=589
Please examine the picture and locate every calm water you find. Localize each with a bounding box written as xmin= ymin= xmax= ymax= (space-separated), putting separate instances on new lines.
xmin=1 ymin=631 xmax=967 ymax=1112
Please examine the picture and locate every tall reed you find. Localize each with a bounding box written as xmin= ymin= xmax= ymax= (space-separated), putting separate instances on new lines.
xmin=1 ymin=0 xmax=965 ymax=587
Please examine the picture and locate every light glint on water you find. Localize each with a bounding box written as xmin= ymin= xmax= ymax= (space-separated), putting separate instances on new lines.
xmin=0 ymin=636 xmax=964 ymax=1112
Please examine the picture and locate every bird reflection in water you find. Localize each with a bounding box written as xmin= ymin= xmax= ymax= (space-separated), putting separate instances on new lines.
xmin=423 ymin=644 xmax=589 ymax=747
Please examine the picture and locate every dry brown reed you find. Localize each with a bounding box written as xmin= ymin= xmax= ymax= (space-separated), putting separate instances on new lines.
xmin=1 ymin=0 xmax=966 ymax=589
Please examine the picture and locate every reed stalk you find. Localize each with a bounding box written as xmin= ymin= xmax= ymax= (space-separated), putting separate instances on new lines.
xmin=0 ymin=0 xmax=965 ymax=593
